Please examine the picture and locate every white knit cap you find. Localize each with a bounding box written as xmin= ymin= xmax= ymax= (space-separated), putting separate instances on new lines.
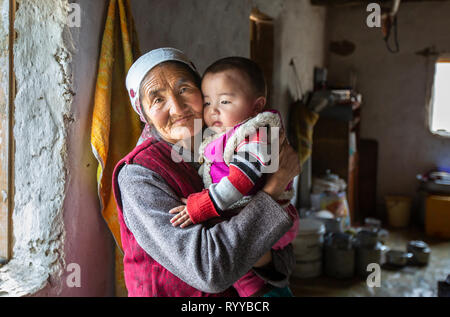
xmin=125 ymin=47 xmax=198 ymax=116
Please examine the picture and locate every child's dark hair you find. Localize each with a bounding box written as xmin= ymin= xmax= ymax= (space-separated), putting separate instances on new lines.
xmin=203 ymin=57 xmax=267 ymax=98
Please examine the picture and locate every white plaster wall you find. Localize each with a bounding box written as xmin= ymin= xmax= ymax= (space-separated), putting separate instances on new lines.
xmin=0 ymin=0 xmax=113 ymax=296
xmin=0 ymin=0 xmax=72 ymax=296
xmin=0 ymin=0 xmax=8 ymax=124
xmin=326 ymin=3 xmax=450 ymax=216
xmin=132 ymin=0 xmax=250 ymax=76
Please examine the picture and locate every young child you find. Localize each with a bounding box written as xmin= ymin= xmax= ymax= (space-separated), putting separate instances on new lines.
xmin=169 ymin=57 xmax=299 ymax=297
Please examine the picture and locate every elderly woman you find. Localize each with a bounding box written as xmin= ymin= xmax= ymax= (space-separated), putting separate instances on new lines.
xmin=112 ymin=48 xmax=300 ymax=297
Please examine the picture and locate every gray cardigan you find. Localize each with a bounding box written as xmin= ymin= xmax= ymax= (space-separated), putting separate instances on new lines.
xmin=118 ymin=163 xmax=295 ymax=294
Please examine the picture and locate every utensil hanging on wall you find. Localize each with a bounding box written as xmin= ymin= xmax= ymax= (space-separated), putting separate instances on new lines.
xmin=289 ymin=58 xmax=305 ymax=102
xmin=381 ymin=0 xmax=401 ymax=53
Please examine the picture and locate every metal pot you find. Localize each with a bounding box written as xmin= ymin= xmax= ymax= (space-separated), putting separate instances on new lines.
xmin=355 ymin=242 xmax=383 ymax=277
xmin=386 ymin=250 xmax=413 ymax=267
xmin=355 ymin=229 xmax=379 ymax=248
xmin=354 ymin=229 xmax=385 ymax=277
xmin=407 ymin=240 xmax=431 ymax=266
xmin=315 ymin=217 xmax=343 ymax=233
xmin=362 ymin=218 xmax=389 ymax=244
xmin=324 ymin=232 xmax=355 ymax=279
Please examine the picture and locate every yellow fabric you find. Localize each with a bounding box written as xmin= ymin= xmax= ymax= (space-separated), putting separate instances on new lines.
xmin=90 ymin=0 xmax=141 ymax=297
xmin=289 ymin=101 xmax=319 ymax=166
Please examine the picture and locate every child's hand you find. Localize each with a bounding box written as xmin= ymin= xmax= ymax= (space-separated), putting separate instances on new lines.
xmin=169 ymin=205 xmax=193 ymax=228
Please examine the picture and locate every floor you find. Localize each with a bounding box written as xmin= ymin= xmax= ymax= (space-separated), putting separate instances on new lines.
xmin=290 ymin=227 xmax=450 ymax=297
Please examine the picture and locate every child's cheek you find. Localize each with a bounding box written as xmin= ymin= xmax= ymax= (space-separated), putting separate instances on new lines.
xmin=203 ymin=111 xmax=212 ymax=127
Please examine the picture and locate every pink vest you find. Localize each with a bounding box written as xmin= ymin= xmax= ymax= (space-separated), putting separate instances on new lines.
xmin=112 ymin=137 xmax=238 ymax=297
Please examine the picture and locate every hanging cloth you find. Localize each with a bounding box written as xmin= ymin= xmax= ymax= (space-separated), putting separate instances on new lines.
xmin=287 ymin=59 xmax=319 ymax=167
xmin=90 ymin=0 xmax=141 ymax=296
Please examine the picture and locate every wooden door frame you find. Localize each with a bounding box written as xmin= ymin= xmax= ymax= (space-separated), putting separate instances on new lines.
xmin=0 ymin=0 xmax=16 ymax=262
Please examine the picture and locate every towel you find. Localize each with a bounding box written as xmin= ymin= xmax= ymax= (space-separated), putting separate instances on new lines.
xmin=288 ymin=100 xmax=319 ymax=166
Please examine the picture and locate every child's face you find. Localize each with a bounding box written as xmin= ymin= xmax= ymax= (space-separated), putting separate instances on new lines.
xmin=201 ymin=69 xmax=264 ymax=133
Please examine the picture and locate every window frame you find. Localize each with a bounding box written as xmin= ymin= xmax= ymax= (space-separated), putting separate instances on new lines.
xmin=0 ymin=0 xmax=15 ymax=263
xmin=428 ymin=54 xmax=450 ymax=138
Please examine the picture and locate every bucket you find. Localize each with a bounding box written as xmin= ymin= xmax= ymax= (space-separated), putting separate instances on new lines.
xmin=385 ymin=195 xmax=411 ymax=228
xmin=292 ymin=218 xmax=325 ymax=278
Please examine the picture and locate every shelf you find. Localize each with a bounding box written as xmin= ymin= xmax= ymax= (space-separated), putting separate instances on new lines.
xmin=319 ymin=102 xmax=360 ymax=122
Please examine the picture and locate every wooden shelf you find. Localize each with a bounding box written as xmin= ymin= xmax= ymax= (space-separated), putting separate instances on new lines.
xmin=312 ymin=99 xmax=361 ymax=224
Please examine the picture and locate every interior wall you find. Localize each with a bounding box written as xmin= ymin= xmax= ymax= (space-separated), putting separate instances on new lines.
xmin=131 ymin=0 xmax=327 ymax=124
xmin=0 ymin=0 xmax=113 ymax=296
xmin=131 ymin=0 xmax=327 ymax=208
xmin=326 ymin=3 xmax=450 ymax=217
xmin=41 ymin=0 xmax=114 ymax=296
xmin=0 ymin=0 xmax=71 ymax=296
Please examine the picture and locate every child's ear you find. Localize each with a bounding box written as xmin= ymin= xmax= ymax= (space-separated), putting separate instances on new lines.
xmin=253 ymin=96 xmax=266 ymax=115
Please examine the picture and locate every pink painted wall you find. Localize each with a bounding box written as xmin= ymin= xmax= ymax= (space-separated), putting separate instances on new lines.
xmin=34 ymin=0 xmax=115 ymax=297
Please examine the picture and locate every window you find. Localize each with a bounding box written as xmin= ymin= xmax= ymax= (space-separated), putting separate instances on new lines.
xmin=430 ymin=58 xmax=450 ymax=136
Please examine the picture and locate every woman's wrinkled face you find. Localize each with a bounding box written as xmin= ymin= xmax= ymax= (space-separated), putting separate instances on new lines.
xmin=140 ymin=62 xmax=204 ymax=144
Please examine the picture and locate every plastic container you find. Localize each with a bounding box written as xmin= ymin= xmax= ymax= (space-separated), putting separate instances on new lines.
xmin=292 ymin=218 xmax=326 ymax=278
xmin=293 ymin=218 xmax=325 ymax=262
xmin=385 ymin=195 xmax=411 ymax=228
xmin=425 ymin=195 xmax=450 ymax=239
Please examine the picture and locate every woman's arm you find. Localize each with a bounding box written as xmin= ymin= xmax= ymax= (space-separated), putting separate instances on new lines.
xmin=118 ymin=164 xmax=293 ymax=294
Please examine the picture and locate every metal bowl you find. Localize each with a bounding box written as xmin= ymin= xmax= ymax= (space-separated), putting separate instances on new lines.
xmin=407 ymin=240 xmax=431 ymax=265
xmin=386 ymin=250 xmax=413 ymax=267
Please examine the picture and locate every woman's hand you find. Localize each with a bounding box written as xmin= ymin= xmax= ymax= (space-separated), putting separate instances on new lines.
xmin=263 ymin=131 xmax=301 ymax=199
